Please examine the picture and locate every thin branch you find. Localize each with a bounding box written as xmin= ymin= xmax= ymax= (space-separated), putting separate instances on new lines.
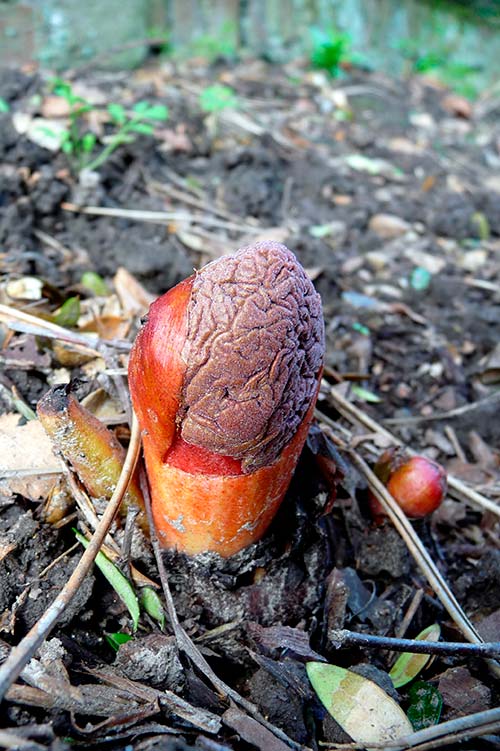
xmin=0 ymin=413 xmax=141 ymax=703
xmin=0 ymin=303 xmax=100 ymax=354
xmin=384 ymin=390 xmax=500 ymax=426
xmin=0 ymin=303 xmax=131 ymax=355
xmin=329 ymin=628 xmax=500 ymax=658
xmin=61 ymin=202 xmax=263 ymax=234
xmin=319 ymin=707 xmax=500 ymax=750
xmin=326 ymin=386 xmax=500 ymax=518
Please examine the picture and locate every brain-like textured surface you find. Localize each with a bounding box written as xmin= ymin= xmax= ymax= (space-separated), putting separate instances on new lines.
xmin=179 ymin=242 xmax=324 ymax=472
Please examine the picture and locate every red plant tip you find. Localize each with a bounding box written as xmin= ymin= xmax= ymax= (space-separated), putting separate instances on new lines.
xmin=370 ymin=448 xmax=447 ymax=520
xmin=128 ymin=241 xmax=324 ymax=556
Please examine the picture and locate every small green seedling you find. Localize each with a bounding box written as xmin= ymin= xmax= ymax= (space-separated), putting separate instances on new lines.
xmin=0 ymin=97 xmax=10 ymax=113
xmin=44 ymin=78 xmax=168 ymax=173
xmin=85 ymin=100 xmax=168 ymax=172
xmin=310 ymin=26 xmax=351 ymax=77
xmin=199 ymin=84 xmax=238 ymax=114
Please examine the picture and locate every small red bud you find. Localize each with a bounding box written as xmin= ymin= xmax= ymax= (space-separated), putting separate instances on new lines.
xmin=370 ymin=450 xmax=447 ymax=520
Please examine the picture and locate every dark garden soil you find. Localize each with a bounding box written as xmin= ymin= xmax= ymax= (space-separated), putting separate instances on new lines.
xmin=0 ymin=55 xmax=499 ymax=750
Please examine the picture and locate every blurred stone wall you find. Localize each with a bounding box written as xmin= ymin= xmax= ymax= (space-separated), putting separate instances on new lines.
xmin=0 ymin=0 xmax=498 ymax=87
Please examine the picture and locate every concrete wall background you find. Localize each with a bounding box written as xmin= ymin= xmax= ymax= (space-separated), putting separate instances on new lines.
xmin=0 ymin=0 xmax=498 ymax=92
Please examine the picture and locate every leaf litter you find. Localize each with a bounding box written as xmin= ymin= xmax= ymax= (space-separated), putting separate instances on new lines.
xmin=0 ymin=49 xmax=499 ymax=750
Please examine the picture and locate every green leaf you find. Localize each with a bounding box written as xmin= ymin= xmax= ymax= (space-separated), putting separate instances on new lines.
xmin=62 ymin=140 xmax=74 ymax=155
xmin=132 ymin=100 xmax=151 ymax=115
xmin=72 ymin=104 xmax=92 ymax=118
xmin=51 ymin=79 xmax=72 ymax=99
xmin=407 ymin=681 xmax=442 ymax=731
xmin=75 ymin=531 xmax=140 ymax=631
xmin=0 ymin=97 xmax=10 ymax=113
xmin=307 ymin=662 xmax=412 ymax=744
xmin=106 ymin=632 xmax=133 ymax=652
xmin=471 ymin=211 xmax=490 ymax=241
xmin=352 ymin=322 xmax=370 ymax=336
xmin=108 ymin=103 xmax=126 ymax=125
xmin=139 ymin=587 xmax=166 ymax=629
xmin=81 ymin=271 xmax=110 ymax=296
xmin=129 ymin=122 xmax=154 ymax=135
xmin=199 ymin=84 xmax=237 ymax=113
xmin=309 ymin=223 xmax=337 ymax=239
xmin=53 ymin=296 xmax=80 ymax=328
xmin=81 ymin=132 xmax=97 ymax=154
xmin=142 ymin=104 xmax=169 ymax=121
xmin=390 ymin=624 xmax=441 ymax=688
xmin=351 ymin=385 xmax=381 ymax=403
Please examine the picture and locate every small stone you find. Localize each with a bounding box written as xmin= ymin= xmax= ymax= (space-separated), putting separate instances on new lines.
xmin=441 ymin=94 xmax=473 ymax=119
xmin=368 ymin=214 xmax=410 ymax=239
xmin=461 ymin=249 xmax=487 ymax=272
xmin=114 ymin=634 xmax=184 ymax=689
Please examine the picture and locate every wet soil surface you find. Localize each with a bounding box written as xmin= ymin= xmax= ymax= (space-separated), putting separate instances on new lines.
xmin=0 ymin=58 xmax=499 ymax=750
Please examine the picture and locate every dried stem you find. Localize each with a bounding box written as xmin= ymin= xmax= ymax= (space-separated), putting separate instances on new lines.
xmin=0 ymin=303 xmax=130 ymax=356
xmin=0 ymin=413 xmax=141 ymax=702
xmin=329 ymin=628 xmax=500 ymax=658
xmin=61 ymin=201 xmax=262 ymax=235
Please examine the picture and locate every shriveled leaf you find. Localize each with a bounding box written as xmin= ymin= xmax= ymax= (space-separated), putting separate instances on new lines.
xmin=306 ymin=662 xmax=412 ymax=744
xmin=139 ymin=587 xmax=166 ymax=629
xmin=75 ymin=531 xmax=140 ymax=630
xmin=106 ymin=632 xmax=133 ymax=652
xmin=390 ymin=624 xmax=441 ymax=688
xmin=53 ymin=296 xmax=81 ymax=328
xmin=407 ymin=681 xmax=442 ymax=730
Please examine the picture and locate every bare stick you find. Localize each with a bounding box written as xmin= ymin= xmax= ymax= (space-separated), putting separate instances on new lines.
xmin=329 ymin=629 xmax=500 ymax=658
xmin=0 ymin=304 xmax=130 ymax=355
xmin=326 ymin=386 xmax=500 ymax=518
xmin=61 ymin=202 xmax=262 ymax=234
xmin=0 ymin=413 xmax=141 ymax=702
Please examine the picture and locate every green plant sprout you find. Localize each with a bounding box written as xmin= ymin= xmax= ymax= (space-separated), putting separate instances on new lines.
xmin=397 ymin=39 xmax=482 ymax=99
xmin=309 ymin=26 xmax=352 ymax=77
xmin=0 ymin=97 xmax=10 ymax=113
xmin=85 ymin=100 xmax=168 ymax=171
xmin=49 ymin=78 xmax=96 ymax=170
xmin=45 ymin=79 xmax=168 ymax=173
xmin=199 ymin=84 xmax=238 ymax=114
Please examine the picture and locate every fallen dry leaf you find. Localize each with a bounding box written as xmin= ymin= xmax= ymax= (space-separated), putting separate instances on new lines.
xmin=0 ymin=413 xmax=60 ymax=500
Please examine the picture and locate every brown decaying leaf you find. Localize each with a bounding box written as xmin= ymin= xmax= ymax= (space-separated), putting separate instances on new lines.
xmin=438 ymin=666 xmax=491 ymax=719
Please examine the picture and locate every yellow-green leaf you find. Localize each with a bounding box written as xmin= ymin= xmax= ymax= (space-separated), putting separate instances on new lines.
xmin=139 ymin=586 xmax=166 ymax=629
xmin=389 ymin=624 xmax=441 ymax=688
xmin=53 ymin=296 xmax=80 ymax=327
xmin=307 ymin=662 xmax=412 ymax=745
